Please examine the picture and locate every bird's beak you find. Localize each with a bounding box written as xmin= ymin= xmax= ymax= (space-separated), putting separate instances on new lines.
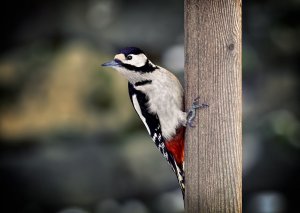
xmin=101 ymin=60 xmax=121 ymax=67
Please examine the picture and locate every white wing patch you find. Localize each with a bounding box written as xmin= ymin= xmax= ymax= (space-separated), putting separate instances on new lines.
xmin=132 ymin=94 xmax=151 ymax=135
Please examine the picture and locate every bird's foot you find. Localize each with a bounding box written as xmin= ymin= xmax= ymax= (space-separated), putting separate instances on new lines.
xmin=187 ymin=97 xmax=209 ymax=127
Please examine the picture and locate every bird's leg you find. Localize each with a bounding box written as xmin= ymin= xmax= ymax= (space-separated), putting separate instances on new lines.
xmin=187 ymin=97 xmax=209 ymax=127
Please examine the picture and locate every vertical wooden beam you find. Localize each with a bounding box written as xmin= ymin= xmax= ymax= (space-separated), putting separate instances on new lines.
xmin=184 ymin=0 xmax=242 ymax=212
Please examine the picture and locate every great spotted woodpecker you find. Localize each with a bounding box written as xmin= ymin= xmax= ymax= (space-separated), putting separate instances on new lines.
xmin=102 ymin=47 xmax=207 ymax=198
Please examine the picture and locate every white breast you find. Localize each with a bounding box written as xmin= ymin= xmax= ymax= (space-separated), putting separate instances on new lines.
xmin=135 ymin=68 xmax=186 ymax=139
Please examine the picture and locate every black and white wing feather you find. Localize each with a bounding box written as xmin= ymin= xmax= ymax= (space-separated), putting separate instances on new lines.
xmin=128 ymin=83 xmax=184 ymax=195
xmin=128 ymin=83 xmax=174 ymax=161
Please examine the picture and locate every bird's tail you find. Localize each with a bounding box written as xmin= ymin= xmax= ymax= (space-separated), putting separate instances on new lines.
xmin=177 ymin=162 xmax=185 ymax=199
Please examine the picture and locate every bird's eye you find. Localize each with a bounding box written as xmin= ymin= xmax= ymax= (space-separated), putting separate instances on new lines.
xmin=127 ymin=55 xmax=132 ymax=60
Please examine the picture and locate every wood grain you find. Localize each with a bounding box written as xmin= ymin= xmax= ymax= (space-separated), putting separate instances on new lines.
xmin=184 ymin=0 xmax=242 ymax=212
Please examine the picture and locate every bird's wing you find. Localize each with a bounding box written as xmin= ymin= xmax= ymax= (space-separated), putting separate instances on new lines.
xmin=128 ymin=83 xmax=185 ymax=194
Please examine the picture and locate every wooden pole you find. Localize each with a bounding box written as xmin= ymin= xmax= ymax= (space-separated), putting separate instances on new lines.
xmin=184 ymin=0 xmax=242 ymax=212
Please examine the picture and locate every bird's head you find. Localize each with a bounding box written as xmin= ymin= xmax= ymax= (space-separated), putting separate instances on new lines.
xmin=102 ymin=47 xmax=157 ymax=83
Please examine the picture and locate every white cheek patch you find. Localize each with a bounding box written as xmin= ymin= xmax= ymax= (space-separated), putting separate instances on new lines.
xmin=124 ymin=54 xmax=147 ymax=67
xmin=132 ymin=94 xmax=151 ymax=135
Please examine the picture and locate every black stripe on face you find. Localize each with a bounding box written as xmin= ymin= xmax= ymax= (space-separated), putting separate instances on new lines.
xmin=122 ymin=59 xmax=157 ymax=73
xmin=135 ymin=80 xmax=152 ymax=86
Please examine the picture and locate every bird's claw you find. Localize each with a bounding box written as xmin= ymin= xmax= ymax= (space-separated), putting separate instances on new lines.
xmin=187 ymin=97 xmax=209 ymax=127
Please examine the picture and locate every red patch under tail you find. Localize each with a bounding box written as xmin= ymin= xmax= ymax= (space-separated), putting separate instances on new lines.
xmin=165 ymin=126 xmax=185 ymax=166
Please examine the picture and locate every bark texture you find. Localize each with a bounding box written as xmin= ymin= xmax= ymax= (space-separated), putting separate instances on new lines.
xmin=184 ymin=0 xmax=242 ymax=212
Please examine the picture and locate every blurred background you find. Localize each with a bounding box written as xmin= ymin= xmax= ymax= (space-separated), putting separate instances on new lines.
xmin=0 ymin=0 xmax=299 ymax=213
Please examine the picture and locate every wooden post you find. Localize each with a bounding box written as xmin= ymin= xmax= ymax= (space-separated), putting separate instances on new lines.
xmin=184 ymin=0 xmax=242 ymax=212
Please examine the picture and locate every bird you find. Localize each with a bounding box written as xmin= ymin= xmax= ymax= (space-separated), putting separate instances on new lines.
xmin=102 ymin=47 xmax=208 ymax=198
